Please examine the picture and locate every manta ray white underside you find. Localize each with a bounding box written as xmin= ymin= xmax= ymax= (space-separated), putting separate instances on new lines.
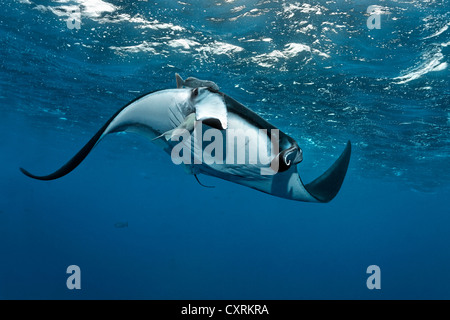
xmin=20 ymin=74 xmax=351 ymax=203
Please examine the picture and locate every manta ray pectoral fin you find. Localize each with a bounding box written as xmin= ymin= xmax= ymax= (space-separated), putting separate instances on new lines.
xmin=20 ymin=134 xmax=96 ymax=181
xmin=303 ymin=140 xmax=352 ymax=203
xmin=19 ymin=90 xmax=160 ymax=181
xmin=19 ymin=104 xmax=130 ymax=180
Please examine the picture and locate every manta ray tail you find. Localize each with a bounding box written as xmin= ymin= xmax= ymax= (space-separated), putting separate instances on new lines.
xmin=194 ymin=174 xmax=215 ymax=188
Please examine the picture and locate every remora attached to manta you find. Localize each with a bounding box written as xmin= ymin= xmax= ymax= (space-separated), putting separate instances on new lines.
xmin=20 ymin=74 xmax=351 ymax=203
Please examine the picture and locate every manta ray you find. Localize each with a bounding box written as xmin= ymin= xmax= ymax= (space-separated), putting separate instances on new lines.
xmin=20 ymin=74 xmax=351 ymax=203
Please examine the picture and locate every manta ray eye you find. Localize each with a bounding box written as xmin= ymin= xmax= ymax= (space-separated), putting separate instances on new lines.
xmin=191 ymin=88 xmax=199 ymax=98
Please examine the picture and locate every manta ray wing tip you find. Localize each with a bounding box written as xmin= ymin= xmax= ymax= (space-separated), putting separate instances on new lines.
xmin=20 ymin=167 xmax=37 ymax=179
xmin=303 ymin=140 xmax=352 ymax=203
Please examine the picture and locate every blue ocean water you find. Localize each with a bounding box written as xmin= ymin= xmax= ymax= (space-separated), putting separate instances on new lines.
xmin=0 ymin=0 xmax=449 ymax=299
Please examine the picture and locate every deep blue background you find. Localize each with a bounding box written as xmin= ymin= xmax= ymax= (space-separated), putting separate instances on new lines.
xmin=0 ymin=0 xmax=449 ymax=299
